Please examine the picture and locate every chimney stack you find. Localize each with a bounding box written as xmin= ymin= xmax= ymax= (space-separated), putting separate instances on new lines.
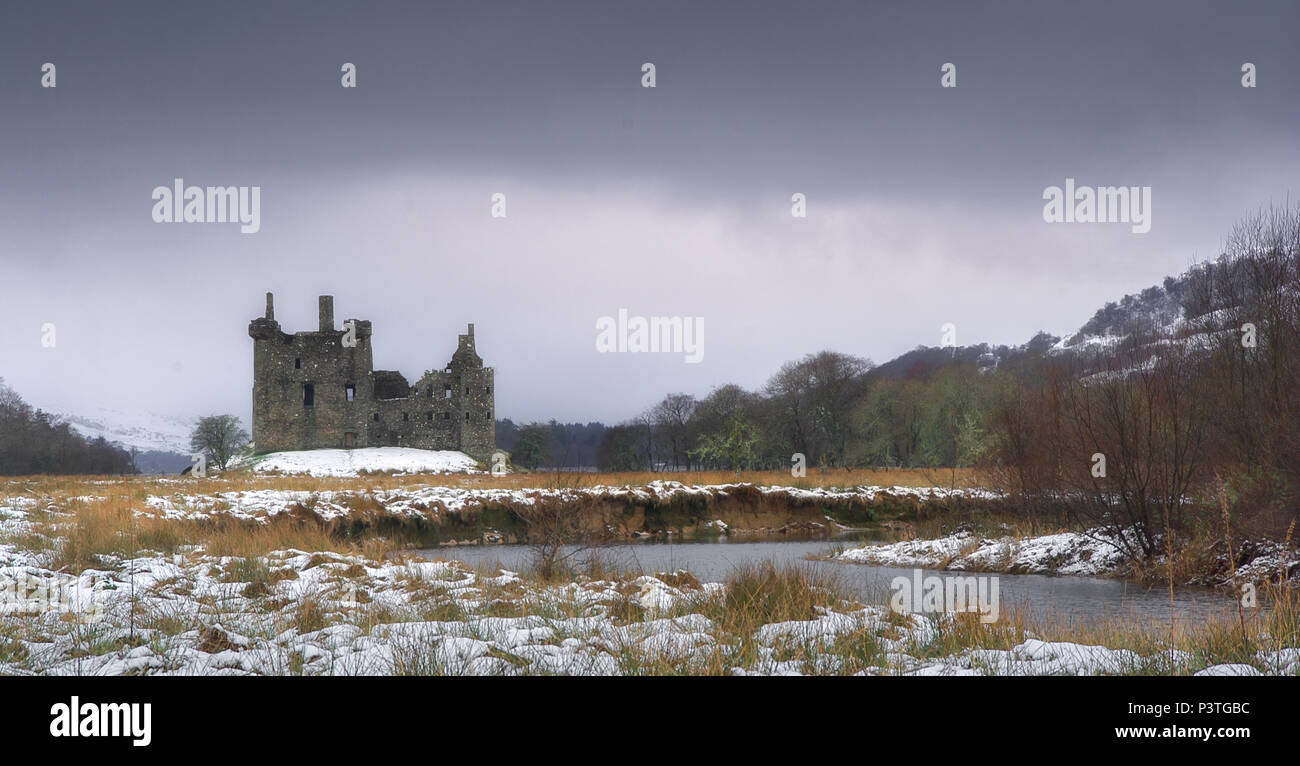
xmin=319 ymin=295 xmax=334 ymax=332
xmin=265 ymin=292 xmax=275 ymax=320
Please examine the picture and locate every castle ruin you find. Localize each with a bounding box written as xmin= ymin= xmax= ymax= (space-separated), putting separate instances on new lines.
xmin=248 ymin=293 xmax=495 ymax=462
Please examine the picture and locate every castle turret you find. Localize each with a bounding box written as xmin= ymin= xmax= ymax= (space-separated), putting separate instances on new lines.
xmin=248 ymin=291 xmax=281 ymax=340
xmin=451 ymin=323 xmax=483 ymax=368
xmin=319 ymin=295 xmax=334 ymax=332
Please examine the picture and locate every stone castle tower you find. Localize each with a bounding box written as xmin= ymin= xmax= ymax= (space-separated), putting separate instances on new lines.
xmin=248 ymin=293 xmax=495 ymax=462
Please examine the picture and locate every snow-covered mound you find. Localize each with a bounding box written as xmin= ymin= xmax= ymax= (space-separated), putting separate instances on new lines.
xmin=245 ymin=448 xmax=482 ymax=477
xmin=835 ymin=528 xmax=1133 ymax=577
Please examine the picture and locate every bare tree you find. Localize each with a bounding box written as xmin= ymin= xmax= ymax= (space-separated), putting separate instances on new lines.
xmin=767 ymin=351 xmax=871 ymax=468
xmin=1056 ymin=342 xmax=1210 ymax=560
xmin=515 ymin=497 xmax=615 ymax=580
xmin=805 ymin=351 xmax=873 ymax=468
xmin=649 ymin=393 xmax=696 ymax=470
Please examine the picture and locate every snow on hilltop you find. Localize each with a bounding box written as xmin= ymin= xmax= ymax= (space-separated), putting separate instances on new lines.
xmin=242 ymin=448 xmax=483 ymax=477
xmin=50 ymin=406 xmax=196 ymax=455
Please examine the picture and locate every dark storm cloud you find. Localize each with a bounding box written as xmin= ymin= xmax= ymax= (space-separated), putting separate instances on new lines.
xmin=0 ymin=1 xmax=1297 ymax=425
xmin=4 ymin=1 xmax=1296 ymax=191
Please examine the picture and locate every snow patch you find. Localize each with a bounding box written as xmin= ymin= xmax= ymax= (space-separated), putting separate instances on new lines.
xmin=241 ymin=448 xmax=482 ymax=477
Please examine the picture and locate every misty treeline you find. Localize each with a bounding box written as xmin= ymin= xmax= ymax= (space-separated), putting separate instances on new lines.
xmin=0 ymin=379 xmax=137 ymax=475
xmin=592 ymin=205 xmax=1300 ymax=551
xmin=495 ymin=420 xmax=605 ymax=469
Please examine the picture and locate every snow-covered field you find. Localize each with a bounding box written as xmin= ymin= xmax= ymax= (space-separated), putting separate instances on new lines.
xmin=137 ymin=479 xmax=993 ymax=524
xmin=2 ymin=544 xmax=1294 ymax=676
xmin=2 ymin=491 xmax=1297 ymax=675
xmin=238 ymin=448 xmax=483 ymax=477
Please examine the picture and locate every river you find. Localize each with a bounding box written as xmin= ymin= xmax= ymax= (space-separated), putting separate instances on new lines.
xmin=411 ymin=536 xmax=1246 ymax=627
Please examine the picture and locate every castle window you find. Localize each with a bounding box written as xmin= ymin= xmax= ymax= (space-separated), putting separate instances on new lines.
xmin=444 ymin=387 xmax=451 ymax=399
xmin=465 ymin=386 xmax=470 ymax=395
xmin=403 ymin=413 xmax=409 ymax=422
xmin=373 ymin=413 xmax=379 ymax=421
xmin=294 ymin=358 xmax=301 ymax=369
xmin=465 ymin=412 xmax=470 ymax=422
xmin=485 ymin=386 xmax=491 ymax=395
xmin=425 ymin=386 xmax=432 ymax=397
xmin=427 ymin=411 xmax=434 ymax=421
xmin=345 ymin=383 xmax=355 ymax=402
xmin=303 ymin=384 xmax=315 ymax=407
xmin=443 ymin=412 xmax=450 ymax=420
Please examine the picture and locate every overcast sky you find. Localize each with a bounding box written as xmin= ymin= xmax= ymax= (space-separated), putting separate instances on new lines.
xmin=1 ymin=0 xmax=1298 ymax=427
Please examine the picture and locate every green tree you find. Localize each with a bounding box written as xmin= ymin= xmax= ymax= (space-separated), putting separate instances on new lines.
xmin=596 ymin=424 xmax=643 ymax=471
xmin=690 ymin=417 xmax=758 ymax=473
xmin=189 ymin=415 xmax=249 ymax=470
xmin=512 ymin=422 xmax=551 ymax=469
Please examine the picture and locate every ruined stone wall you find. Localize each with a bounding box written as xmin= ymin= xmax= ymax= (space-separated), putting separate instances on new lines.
xmin=249 ymin=294 xmax=496 ymax=462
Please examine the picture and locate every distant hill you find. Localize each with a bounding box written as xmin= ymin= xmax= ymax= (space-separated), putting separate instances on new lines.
xmin=131 ymin=450 xmax=193 ymax=474
xmin=868 ymin=261 xmax=1237 ymax=382
xmin=31 ymin=404 xmax=202 ymax=474
xmin=51 ymin=406 xmax=195 ymax=455
xmin=0 ymin=381 xmax=137 ymax=475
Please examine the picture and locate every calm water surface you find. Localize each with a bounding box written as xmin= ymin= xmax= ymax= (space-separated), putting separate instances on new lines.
xmin=410 ymin=537 xmax=1244 ymax=627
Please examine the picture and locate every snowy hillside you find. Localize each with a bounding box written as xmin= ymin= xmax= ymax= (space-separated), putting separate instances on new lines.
xmin=49 ymin=406 xmax=196 ymax=455
xmin=239 ymin=448 xmax=484 ymax=477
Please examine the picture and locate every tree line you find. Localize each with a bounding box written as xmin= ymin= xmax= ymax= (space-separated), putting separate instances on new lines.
xmin=586 ymin=204 xmax=1300 ymax=550
xmin=594 ymin=352 xmax=1002 ymax=475
xmin=495 ymin=420 xmax=605 ymax=470
xmin=0 ymin=379 xmax=137 ymax=475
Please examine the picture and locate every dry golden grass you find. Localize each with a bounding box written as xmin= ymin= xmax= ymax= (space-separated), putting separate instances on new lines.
xmin=1 ymin=480 xmax=361 ymax=571
xmin=2 ymin=468 xmax=991 ymax=574
xmin=62 ymin=508 xmax=353 ymax=571
xmin=1 ymin=466 xmax=988 ymax=498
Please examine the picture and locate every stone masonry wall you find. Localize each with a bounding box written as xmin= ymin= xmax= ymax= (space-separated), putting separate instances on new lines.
xmin=248 ymin=293 xmax=496 ymax=463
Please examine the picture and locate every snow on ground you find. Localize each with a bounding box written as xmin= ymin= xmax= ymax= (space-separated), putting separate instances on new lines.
xmin=1 ymin=499 xmax=1296 ymax=676
xmin=764 ymin=483 xmax=1003 ymax=503
xmin=137 ymin=480 xmax=994 ymax=524
xmin=836 ymin=527 xmax=1300 ymax=586
xmin=836 ymin=529 xmax=1134 ymax=577
xmin=0 ymin=540 xmax=1293 ymax=676
xmin=241 ymin=448 xmax=483 ymax=477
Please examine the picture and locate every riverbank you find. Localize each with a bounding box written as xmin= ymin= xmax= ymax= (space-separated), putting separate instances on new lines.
xmin=1 ymin=540 xmax=1295 ymax=676
xmin=2 ymin=492 xmax=1297 ymax=675
xmin=833 ymin=528 xmax=1300 ymax=588
xmin=3 ymin=475 xmax=1001 ymax=551
xmin=138 ymin=479 xmax=988 ymax=542
xmin=3 ymin=474 xmax=1297 ymax=675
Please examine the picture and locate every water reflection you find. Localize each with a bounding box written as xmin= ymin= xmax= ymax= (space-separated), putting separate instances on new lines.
xmin=410 ymin=537 xmax=1246 ymax=627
